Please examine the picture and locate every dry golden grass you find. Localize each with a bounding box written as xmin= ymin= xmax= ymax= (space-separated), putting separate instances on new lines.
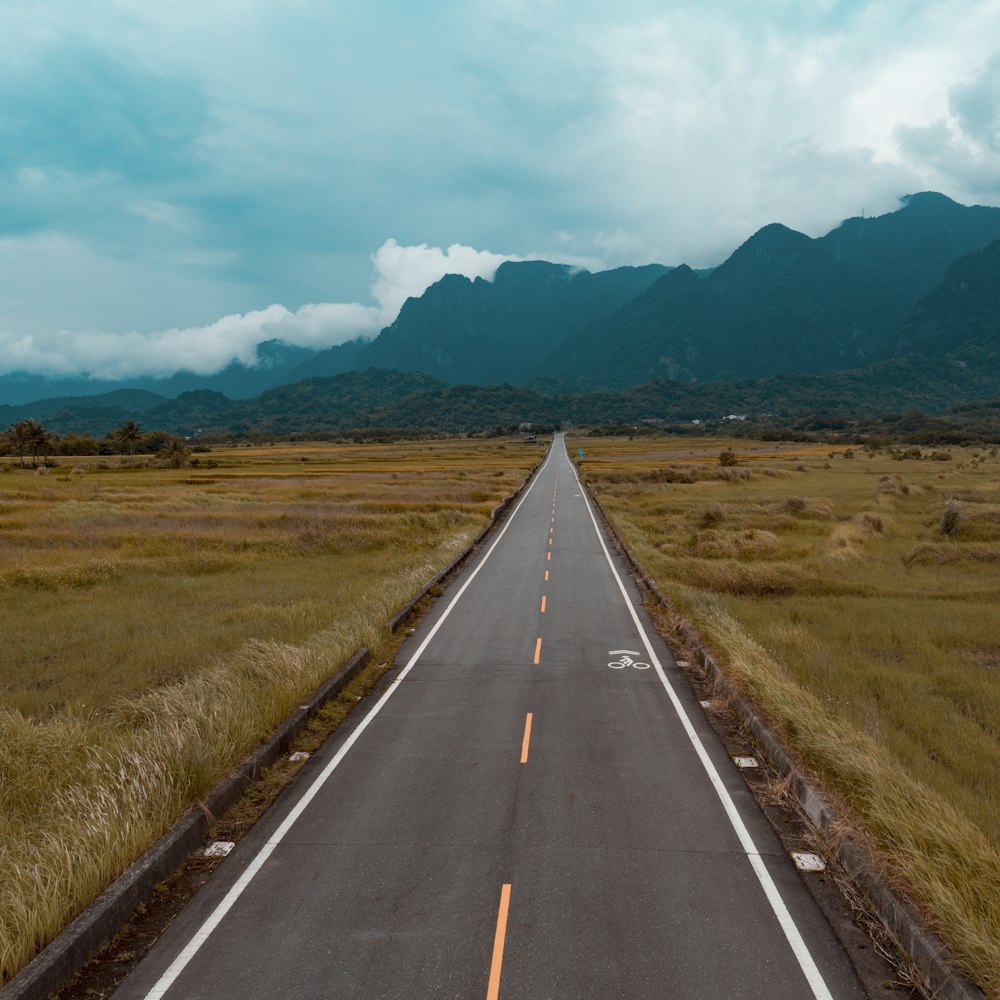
xmin=0 ymin=437 xmax=540 ymax=983
xmin=573 ymin=434 xmax=1000 ymax=997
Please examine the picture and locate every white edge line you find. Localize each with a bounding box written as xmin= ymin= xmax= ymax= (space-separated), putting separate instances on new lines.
xmin=142 ymin=444 xmax=556 ymax=1000
xmin=565 ymin=441 xmax=835 ymax=1000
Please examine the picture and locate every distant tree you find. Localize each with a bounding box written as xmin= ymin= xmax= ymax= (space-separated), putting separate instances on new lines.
xmin=56 ymin=433 xmax=100 ymax=456
xmin=115 ymin=419 xmax=142 ymax=457
xmin=1 ymin=421 xmax=32 ymax=466
xmin=157 ymin=436 xmax=191 ymax=469
xmin=23 ymin=419 xmax=50 ymax=466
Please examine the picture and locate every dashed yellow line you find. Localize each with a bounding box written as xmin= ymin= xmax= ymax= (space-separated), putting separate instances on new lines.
xmin=544 ymin=570 xmax=549 ymax=582
xmin=540 ymin=595 xmax=546 ymax=613
xmin=486 ymin=884 xmax=512 ymax=1000
xmin=520 ymin=713 xmax=533 ymax=764
xmin=533 ymin=637 xmax=542 ymax=664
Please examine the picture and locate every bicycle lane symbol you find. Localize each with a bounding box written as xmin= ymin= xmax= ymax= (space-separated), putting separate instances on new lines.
xmin=607 ymin=649 xmax=650 ymax=670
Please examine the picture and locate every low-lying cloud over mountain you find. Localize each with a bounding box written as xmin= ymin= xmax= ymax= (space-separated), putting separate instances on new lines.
xmin=0 ymin=239 xmax=577 ymax=381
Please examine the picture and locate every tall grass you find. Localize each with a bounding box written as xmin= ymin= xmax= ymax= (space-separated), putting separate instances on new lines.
xmin=575 ymin=435 xmax=1000 ymax=997
xmin=0 ymin=438 xmax=538 ymax=983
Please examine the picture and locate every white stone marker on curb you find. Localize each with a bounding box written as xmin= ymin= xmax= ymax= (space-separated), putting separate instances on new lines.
xmin=201 ymin=841 xmax=235 ymax=858
xmin=791 ymin=852 xmax=827 ymax=872
xmin=289 ymin=751 xmax=310 ymax=762
xmin=733 ymin=756 xmax=759 ymax=768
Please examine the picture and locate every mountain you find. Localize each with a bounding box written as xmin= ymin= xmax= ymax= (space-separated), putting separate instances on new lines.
xmin=0 ymin=388 xmax=169 ymax=435
xmin=537 ymin=194 xmax=1000 ymax=391
xmin=143 ymin=369 xmax=446 ymax=437
xmin=6 ymin=192 xmax=1000 ymax=424
xmin=350 ymin=260 xmax=669 ymax=384
xmin=284 ymin=337 xmax=370 ymax=381
xmin=894 ymin=237 xmax=1000 ymax=362
xmin=542 ymin=223 xmax=903 ymax=388
xmin=818 ymin=192 xmax=1000 ymax=307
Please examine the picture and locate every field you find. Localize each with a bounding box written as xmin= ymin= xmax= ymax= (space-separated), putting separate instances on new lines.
xmin=568 ymin=434 xmax=1000 ymax=997
xmin=0 ymin=438 xmax=541 ymax=983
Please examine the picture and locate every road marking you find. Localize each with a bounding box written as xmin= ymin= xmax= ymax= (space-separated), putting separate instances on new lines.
xmin=533 ymin=637 xmax=542 ymax=664
xmin=544 ymin=570 xmax=549 ymax=581
xmin=520 ymin=713 xmax=533 ymax=764
xmin=540 ymin=595 xmax=547 ymax=613
xmin=486 ymin=884 xmax=512 ymax=1000
xmin=546 ymin=551 xmax=551 ymax=561
xmin=137 ymin=444 xmax=557 ymax=1000
xmin=568 ymin=445 xmax=835 ymax=1000
xmin=548 ymin=537 xmax=552 ymax=546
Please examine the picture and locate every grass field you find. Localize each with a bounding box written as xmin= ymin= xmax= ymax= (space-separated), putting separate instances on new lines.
xmin=569 ymin=434 xmax=1000 ymax=997
xmin=0 ymin=437 xmax=541 ymax=983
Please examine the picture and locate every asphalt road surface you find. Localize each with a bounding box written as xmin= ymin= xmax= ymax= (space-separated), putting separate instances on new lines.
xmin=113 ymin=434 xmax=869 ymax=1000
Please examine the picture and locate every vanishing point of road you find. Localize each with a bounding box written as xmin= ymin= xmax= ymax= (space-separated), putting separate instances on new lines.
xmin=113 ymin=434 xmax=869 ymax=999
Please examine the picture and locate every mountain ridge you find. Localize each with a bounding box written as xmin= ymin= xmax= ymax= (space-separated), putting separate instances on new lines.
xmin=4 ymin=192 xmax=1000 ymax=418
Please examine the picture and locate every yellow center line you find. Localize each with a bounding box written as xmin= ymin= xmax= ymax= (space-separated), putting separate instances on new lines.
xmin=520 ymin=712 xmax=533 ymax=764
xmin=544 ymin=570 xmax=549 ymax=581
xmin=486 ymin=884 xmax=512 ymax=1000
xmin=533 ymin=637 xmax=542 ymax=664
xmin=540 ymin=595 xmax=546 ymax=613
xmin=547 ymin=551 xmax=551 ymax=561
xmin=548 ymin=538 xmax=552 ymax=546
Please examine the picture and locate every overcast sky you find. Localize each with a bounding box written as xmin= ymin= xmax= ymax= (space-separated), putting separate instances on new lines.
xmin=3 ymin=0 xmax=1000 ymax=379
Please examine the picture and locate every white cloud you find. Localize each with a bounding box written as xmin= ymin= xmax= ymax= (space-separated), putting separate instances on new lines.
xmin=893 ymin=53 xmax=1000 ymax=200
xmin=369 ymin=239 xmax=519 ymax=321
xmin=592 ymin=227 xmax=649 ymax=263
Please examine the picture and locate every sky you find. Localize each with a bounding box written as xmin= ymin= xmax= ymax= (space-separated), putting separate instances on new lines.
xmin=2 ymin=0 xmax=1000 ymax=381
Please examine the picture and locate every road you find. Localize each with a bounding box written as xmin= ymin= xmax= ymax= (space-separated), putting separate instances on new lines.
xmin=113 ymin=434 xmax=868 ymax=1000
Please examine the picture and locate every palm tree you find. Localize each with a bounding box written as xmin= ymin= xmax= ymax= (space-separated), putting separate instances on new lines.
xmin=1 ymin=421 xmax=32 ymax=467
xmin=115 ymin=419 xmax=142 ymax=458
xmin=23 ymin=419 xmax=49 ymax=467
xmin=157 ymin=436 xmax=190 ymax=469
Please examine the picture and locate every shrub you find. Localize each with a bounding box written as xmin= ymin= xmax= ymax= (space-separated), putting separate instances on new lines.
xmin=939 ymin=498 xmax=962 ymax=536
xmin=718 ymin=450 xmax=738 ymax=467
xmin=861 ymin=512 xmax=884 ymax=533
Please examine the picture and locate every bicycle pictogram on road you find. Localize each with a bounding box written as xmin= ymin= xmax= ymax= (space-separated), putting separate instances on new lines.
xmin=607 ymin=649 xmax=650 ymax=670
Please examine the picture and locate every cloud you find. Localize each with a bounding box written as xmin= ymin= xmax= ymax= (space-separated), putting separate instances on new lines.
xmin=894 ymin=54 xmax=1000 ymax=199
xmin=369 ymin=240 xmax=519 ymax=320
xmin=2 ymin=0 xmax=1000 ymax=369
xmin=0 ymin=239 xmax=535 ymax=379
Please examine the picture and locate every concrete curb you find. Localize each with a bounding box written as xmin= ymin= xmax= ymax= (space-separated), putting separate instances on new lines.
xmin=583 ymin=481 xmax=986 ymax=1000
xmin=0 ymin=648 xmax=371 ymax=1000
xmin=2 ymin=455 xmax=544 ymax=1000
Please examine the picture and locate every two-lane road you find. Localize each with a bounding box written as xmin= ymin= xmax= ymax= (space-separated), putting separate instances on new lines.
xmin=113 ymin=435 xmax=868 ymax=999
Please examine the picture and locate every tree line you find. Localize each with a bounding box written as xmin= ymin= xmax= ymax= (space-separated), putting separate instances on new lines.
xmin=0 ymin=419 xmax=193 ymax=467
